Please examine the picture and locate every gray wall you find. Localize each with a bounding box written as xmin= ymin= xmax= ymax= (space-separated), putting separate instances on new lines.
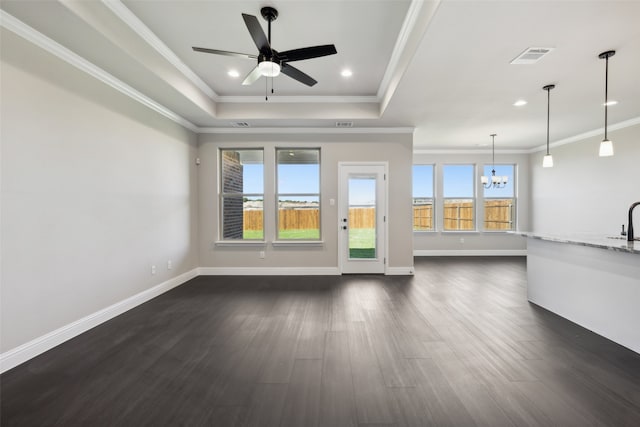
xmin=198 ymin=133 xmax=414 ymax=270
xmin=530 ymin=123 xmax=640 ymax=235
xmin=1 ymin=30 xmax=199 ymax=352
xmin=412 ymin=151 xmax=530 ymax=253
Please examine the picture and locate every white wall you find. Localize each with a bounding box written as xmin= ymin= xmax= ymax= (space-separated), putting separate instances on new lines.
xmin=198 ymin=133 xmax=414 ymax=271
xmin=530 ymin=123 xmax=640 ymax=235
xmin=412 ymin=151 xmax=530 ymax=253
xmin=1 ymin=30 xmax=199 ymax=353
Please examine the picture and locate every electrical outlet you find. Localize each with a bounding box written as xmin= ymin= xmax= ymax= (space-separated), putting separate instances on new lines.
xmin=151 ymin=265 xmax=156 ymax=275
xmin=167 ymin=260 xmax=172 ymax=270
xmin=460 ymin=238 xmax=465 ymax=244
xmin=259 ymin=251 xmax=265 ymax=259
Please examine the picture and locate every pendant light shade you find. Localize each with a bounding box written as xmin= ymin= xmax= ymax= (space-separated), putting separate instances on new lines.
xmin=542 ymin=84 xmax=555 ymax=168
xmin=599 ymin=50 xmax=615 ymax=157
xmin=599 ymin=139 xmax=614 ymax=157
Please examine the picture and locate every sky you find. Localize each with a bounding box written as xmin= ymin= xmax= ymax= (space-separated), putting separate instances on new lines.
xmin=414 ymin=164 xmax=514 ymax=199
xmin=240 ymin=162 xmax=514 ymax=202
xmin=241 ymin=163 xmax=319 ymax=200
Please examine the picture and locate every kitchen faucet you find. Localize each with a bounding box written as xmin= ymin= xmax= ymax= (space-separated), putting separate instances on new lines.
xmin=628 ymin=201 xmax=640 ymax=242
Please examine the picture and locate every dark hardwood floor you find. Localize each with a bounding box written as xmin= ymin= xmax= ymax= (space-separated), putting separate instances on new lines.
xmin=3 ymin=257 xmax=640 ymax=426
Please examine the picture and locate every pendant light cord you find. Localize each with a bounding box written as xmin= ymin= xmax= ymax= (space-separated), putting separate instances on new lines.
xmin=491 ymin=134 xmax=496 ymax=174
xmin=604 ymin=55 xmax=609 ymax=140
xmin=546 ymin=87 xmax=551 ymax=155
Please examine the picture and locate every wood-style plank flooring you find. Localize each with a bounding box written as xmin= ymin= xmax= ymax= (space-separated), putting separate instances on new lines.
xmin=3 ymin=257 xmax=640 ymax=426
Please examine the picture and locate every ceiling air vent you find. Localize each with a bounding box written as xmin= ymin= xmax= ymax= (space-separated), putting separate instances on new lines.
xmin=510 ymin=47 xmax=554 ymax=65
xmin=231 ymin=122 xmax=250 ymax=128
xmin=335 ymin=121 xmax=353 ymax=128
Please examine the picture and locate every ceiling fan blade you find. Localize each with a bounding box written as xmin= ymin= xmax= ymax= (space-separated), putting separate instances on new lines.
xmin=278 ymin=45 xmax=337 ymax=62
xmin=242 ymin=65 xmax=263 ymax=86
xmin=281 ymin=63 xmax=317 ymax=87
xmin=192 ymin=47 xmax=257 ymax=60
xmin=242 ymin=13 xmax=271 ymax=54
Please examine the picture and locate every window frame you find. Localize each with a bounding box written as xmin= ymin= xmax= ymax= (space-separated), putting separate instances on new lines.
xmin=481 ymin=163 xmax=517 ymax=232
xmin=442 ymin=163 xmax=476 ymax=232
xmin=412 ymin=164 xmax=436 ymax=232
xmin=275 ymin=147 xmax=322 ymax=241
xmin=219 ymin=148 xmax=265 ymax=242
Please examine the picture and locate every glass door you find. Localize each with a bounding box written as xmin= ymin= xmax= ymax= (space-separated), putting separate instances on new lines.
xmin=339 ymin=163 xmax=386 ymax=274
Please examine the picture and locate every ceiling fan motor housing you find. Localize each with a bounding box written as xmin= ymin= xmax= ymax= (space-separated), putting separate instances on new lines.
xmin=261 ymin=7 xmax=278 ymax=22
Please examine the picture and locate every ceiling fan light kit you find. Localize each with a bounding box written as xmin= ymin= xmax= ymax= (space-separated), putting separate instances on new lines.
xmin=192 ymin=6 xmax=337 ymax=90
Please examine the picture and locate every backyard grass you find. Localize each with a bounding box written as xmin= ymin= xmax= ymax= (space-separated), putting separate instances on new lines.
xmin=243 ymin=228 xmax=375 ymax=259
xmin=348 ymin=228 xmax=376 ymax=259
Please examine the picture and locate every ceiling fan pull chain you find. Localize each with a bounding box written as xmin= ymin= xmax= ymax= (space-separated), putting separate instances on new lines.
xmin=265 ymin=76 xmax=268 ymax=101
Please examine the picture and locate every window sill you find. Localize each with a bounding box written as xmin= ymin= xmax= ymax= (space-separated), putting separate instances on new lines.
xmin=272 ymin=240 xmax=324 ymax=247
xmin=441 ymin=231 xmax=480 ymax=234
xmin=215 ymin=240 xmax=267 ymax=247
xmin=414 ymin=230 xmax=437 ymax=234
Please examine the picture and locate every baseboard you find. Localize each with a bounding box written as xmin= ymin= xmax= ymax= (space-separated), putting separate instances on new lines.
xmin=0 ymin=268 xmax=199 ymax=374
xmin=414 ymin=249 xmax=527 ymax=256
xmin=198 ymin=266 xmax=340 ymax=276
xmin=386 ymin=266 xmax=415 ymax=275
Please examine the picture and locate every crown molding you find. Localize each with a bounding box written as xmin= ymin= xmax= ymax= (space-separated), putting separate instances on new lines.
xmin=0 ymin=10 xmax=199 ymax=132
xmin=413 ymin=148 xmax=530 ymax=155
xmin=103 ymin=0 xmax=219 ymax=101
xmin=217 ymin=95 xmax=378 ymax=104
xmin=527 ymin=116 xmax=640 ymax=153
xmin=199 ymin=127 xmax=415 ymax=135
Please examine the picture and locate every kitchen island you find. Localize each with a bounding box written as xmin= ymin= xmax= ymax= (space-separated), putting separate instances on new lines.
xmin=522 ymin=233 xmax=640 ymax=353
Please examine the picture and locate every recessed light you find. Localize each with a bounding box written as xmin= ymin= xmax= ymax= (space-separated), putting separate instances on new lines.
xmin=604 ymin=100 xmax=618 ymax=106
xmin=228 ymin=69 xmax=240 ymax=78
xmin=341 ymin=69 xmax=353 ymax=78
xmin=513 ymin=99 xmax=527 ymax=107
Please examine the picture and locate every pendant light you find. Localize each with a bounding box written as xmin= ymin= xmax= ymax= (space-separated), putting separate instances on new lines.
xmin=481 ymin=134 xmax=508 ymax=188
xmin=598 ymin=50 xmax=615 ymax=157
xmin=542 ymin=84 xmax=555 ymax=168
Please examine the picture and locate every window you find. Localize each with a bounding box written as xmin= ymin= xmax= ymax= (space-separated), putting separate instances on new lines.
xmin=413 ymin=165 xmax=434 ymax=231
xmin=276 ymin=148 xmax=320 ymax=240
xmin=443 ymin=164 xmax=475 ymax=231
xmin=220 ymin=149 xmax=264 ymax=240
xmin=483 ymin=164 xmax=515 ymax=231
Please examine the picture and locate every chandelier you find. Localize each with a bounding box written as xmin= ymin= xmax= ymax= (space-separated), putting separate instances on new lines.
xmin=481 ymin=134 xmax=508 ymax=189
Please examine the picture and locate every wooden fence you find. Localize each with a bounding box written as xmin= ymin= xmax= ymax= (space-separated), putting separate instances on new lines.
xmin=413 ymin=205 xmax=433 ymax=231
xmin=243 ymin=200 xmax=513 ymax=231
xmin=443 ymin=199 xmax=513 ymax=230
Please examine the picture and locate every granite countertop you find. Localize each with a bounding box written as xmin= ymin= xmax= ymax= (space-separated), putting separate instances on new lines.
xmin=517 ymin=232 xmax=640 ymax=255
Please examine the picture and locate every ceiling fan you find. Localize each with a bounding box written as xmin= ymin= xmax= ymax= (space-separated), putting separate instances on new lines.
xmin=192 ymin=6 xmax=337 ymax=87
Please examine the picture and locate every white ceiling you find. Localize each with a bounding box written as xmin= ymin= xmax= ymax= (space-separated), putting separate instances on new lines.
xmin=2 ymin=0 xmax=639 ymax=150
